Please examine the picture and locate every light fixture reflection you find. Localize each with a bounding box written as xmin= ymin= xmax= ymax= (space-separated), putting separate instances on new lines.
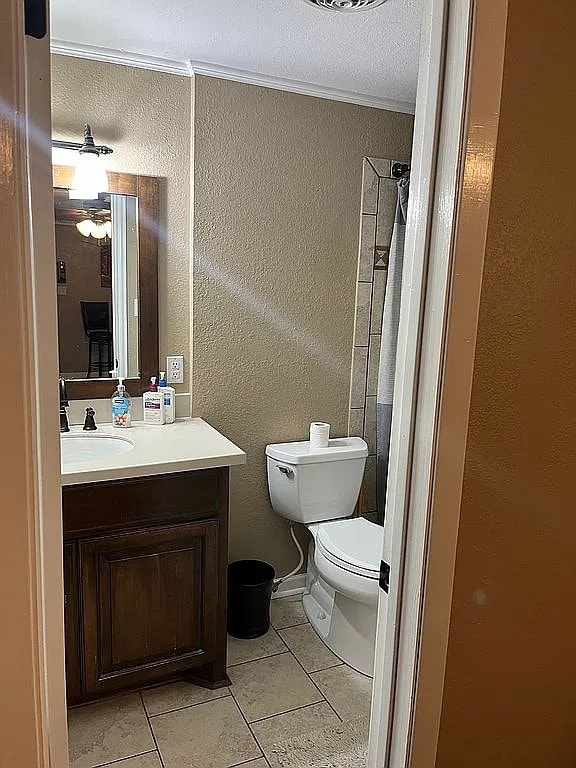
xmin=76 ymin=217 xmax=111 ymax=240
xmin=75 ymin=218 xmax=94 ymax=237
xmin=92 ymin=221 xmax=108 ymax=239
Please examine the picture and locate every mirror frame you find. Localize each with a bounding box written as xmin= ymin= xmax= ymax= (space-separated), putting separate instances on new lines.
xmin=53 ymin=165 xmax=159 ymax=399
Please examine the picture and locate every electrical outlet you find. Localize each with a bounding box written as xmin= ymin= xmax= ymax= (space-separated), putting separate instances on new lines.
xmin=166 ymin=355 xmax=184 ymax=384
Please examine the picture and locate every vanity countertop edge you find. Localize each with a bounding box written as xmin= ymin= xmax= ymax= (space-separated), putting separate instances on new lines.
xmin=61 ymin=417 xmax=246 ymax=486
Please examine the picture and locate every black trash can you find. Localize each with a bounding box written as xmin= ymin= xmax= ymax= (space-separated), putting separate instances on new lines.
xmin=227 ymin=560 xmax=276 ymax=639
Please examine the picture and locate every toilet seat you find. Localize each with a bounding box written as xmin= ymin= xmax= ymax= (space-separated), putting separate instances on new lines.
xmin=315 ymin=517 xmax=383 ymax=580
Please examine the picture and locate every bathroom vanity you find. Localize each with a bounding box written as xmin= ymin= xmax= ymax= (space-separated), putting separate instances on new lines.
xmin=52 ymin=167 xmax=248 ymax=704
xmin=61 ymin=419 xmax=245 ymax=705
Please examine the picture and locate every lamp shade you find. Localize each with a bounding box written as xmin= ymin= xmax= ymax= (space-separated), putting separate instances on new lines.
xmin=69 ymin=152 xmax=109 ymax=200
xmin=91 ymin=221 xmax=108 ymax=239
xmin=76 ymin=218 xmax=94 ymax=237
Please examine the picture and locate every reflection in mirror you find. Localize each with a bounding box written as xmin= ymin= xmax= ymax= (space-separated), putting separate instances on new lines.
xmin=55 ymin=189 xmax=139 ymax=381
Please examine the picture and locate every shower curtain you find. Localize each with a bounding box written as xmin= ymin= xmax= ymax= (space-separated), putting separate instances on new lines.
xmin=376 ymin=173 xmax=410 ymax=517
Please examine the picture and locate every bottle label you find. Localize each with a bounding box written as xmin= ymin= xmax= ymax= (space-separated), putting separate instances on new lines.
xmin=112 ymin=396 xmax=130 ymax=427
xmin=112 ymin=397 xmax=129 ymax=415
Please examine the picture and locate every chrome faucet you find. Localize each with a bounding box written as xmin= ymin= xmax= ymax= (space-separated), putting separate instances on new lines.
xmin=59 ymin=377 xmax=70 ymax=433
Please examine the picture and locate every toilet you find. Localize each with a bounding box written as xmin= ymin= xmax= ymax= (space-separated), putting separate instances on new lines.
xmin=266 ymin=437 xmax=383 ymax=677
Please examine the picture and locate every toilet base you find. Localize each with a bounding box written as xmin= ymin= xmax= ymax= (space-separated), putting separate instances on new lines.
xmin=303 ymin=556 xmax=376 ymax=677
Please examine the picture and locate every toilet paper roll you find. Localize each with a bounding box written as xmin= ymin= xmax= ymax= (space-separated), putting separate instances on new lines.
xmin=310 ymin=422 xmax=330 ymax=449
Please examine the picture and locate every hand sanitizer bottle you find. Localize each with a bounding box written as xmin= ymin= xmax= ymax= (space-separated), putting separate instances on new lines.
xmin=111 ymin=376 xmax=132 ymax=428
xmin=158 ymin=371 xmax=176 ymax=424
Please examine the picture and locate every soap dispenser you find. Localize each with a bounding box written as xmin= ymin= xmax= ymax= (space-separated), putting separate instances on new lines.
xmin=111 ymin=374 xmax=132 ymax=428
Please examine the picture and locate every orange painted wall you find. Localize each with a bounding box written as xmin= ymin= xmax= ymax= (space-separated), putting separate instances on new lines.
xmin=435 ymin=1 xmax=576 ymax=765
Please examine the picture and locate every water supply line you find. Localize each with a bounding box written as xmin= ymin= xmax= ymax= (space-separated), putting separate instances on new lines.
xmin=273 ymin=523 xmax=304 ymax=592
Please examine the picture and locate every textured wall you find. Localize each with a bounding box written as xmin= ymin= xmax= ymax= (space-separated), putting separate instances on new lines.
xmin=435 ymin=1 xmax=576 ymax=765
xmin=51 ymin=55 xmax=192 ymax=391
xmin=192 ymin=76 xmax=413 ymax=573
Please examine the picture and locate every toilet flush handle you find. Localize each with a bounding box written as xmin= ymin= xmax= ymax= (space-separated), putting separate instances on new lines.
xmin=277 ymin=464 xmax=294 ymax=478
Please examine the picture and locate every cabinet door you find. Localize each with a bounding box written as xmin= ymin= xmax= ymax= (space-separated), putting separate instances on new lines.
xmin=63 ymin=542 xmax=82 ymax=702
xmin=80 ymin=521 xmax=218 ymax=696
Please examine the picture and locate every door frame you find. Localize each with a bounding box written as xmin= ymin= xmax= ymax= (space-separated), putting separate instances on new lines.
xmin=5 ymin=0 xmax=509 ymax=764
xmin=2 ymin=0 xmax=67 ymax=766
xmin=369 ymin=0 xmax=509 ymax=766
xmin=368 ymin=0 xmax=454 ymax=760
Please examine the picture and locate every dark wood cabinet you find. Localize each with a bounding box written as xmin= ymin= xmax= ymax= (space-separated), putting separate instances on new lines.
xmin=63 ymin=468 xmax=229 ymax=705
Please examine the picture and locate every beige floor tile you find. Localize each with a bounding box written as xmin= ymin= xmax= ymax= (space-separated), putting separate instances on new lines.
xmin=278 ymin=624 xmax=342 ymax=673
xmin=309 ymin=665 xmax=373 ymax=721
xmin=242 ymin=761 xmax=269 ymax=767
xmin=229 ymin=652 xmax=323 ymax=723
xmin=251 ymin=701 xmax=340 ymax=753
xmin=151 ymin=696 xmax=261 ymax=768
xmin=142 ymin=680 xmax=230 ymax=716
xmin=106 ymin=754 xmax=162 ymax=768
xmin=228 ymin=627 xmax=287 ymax=667
xmin=270 ymin=596 xmax=308 ymax=630
xmin=68 ymin=693 xmax=155 ymax=768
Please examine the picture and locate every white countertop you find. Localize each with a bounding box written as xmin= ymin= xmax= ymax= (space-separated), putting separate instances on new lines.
xmin=61 ymin=418 xmax=246 ymax=486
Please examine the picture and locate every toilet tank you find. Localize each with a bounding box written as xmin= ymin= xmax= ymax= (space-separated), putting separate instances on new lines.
xmin=266 ymin=437 xmax=368 ymax=524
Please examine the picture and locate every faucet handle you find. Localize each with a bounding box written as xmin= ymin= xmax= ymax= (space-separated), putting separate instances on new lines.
xmin=83 ymin=407 xmax=97 ymax=432
xmin=59 ymin=377 xmax=69 ymax=407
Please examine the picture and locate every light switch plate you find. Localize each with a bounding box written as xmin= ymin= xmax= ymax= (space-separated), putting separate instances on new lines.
xmin=166 ymin=355 xmax=184 ymax=384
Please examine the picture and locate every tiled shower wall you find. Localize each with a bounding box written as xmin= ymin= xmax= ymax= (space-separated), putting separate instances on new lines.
xmin=348 ymin=158 xmax=398 ymax=514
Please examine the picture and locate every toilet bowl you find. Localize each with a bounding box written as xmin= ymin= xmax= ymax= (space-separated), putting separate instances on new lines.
xmin=266 ymin=437 xmax=384 ymax=676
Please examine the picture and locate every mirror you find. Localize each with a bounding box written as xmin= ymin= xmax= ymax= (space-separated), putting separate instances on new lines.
xmin=55 ymin=189 xmax=139 ymax=380
xmin=53 ymin=166 xmax=159 ymax=399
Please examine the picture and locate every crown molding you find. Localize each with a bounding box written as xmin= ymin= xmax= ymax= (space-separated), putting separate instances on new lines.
xmin=50 ymin=40 xmax=416 ymax=114
xmin=50 ymin=40 xmax=190 ymax=76
xmin=187 ymin=59 xmax=415 ymax=114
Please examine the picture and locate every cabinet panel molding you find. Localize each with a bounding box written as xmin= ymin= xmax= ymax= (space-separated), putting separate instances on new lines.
xmin=80 ymin=520 xmax=219 ymax=696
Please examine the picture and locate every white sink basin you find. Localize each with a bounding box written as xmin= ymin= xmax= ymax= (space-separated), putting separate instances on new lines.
xmin=61 ymin=433 xmax=134 ymax=465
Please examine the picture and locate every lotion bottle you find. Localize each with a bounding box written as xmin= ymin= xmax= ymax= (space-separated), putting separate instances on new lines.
xmin=143 ymin=376 xmax=165 ymax=425
xmin=158 ymin=371 xmax=176 ymax=424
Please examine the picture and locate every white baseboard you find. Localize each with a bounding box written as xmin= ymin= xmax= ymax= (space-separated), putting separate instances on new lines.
xmin=272 ymin=574 xmax=307 ymax=599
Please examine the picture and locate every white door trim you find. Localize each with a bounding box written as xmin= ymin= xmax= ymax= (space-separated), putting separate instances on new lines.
xmin=1 ymin=1 xmax=66 ymax=765
xmin=26 ymin=27 xmax=70 ymax=768
xmin=369 ymin=0 xmax=483 ymax=765
xmin=367 ymin=0 xmax=451 ymax=761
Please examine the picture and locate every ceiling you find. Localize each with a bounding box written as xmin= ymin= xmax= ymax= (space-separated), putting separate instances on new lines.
xmin=50 ymin=0 xmax=422 ymax=113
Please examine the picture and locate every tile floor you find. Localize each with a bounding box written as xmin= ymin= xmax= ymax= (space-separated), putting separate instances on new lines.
xmin=68 ymin=595 xmax=373 ymax=768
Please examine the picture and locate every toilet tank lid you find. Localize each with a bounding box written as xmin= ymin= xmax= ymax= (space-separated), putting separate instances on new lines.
xmin=266 ymin=437 xmax=368 ymax=465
